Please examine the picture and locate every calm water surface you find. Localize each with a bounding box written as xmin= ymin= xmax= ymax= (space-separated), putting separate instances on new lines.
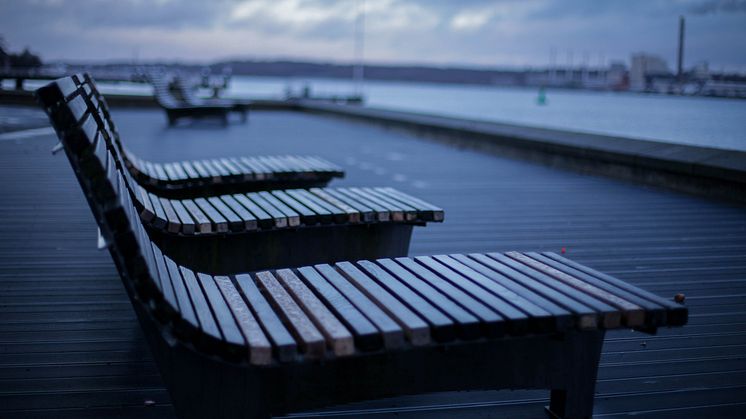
xmin=226 ymin=76 xmax=746 ymax=152
xmin=17 ymin=75 xmax=739 ymax=151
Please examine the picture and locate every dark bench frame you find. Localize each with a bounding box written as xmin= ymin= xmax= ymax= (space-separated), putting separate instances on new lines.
xmin=36 ymin=76 xmax=687 ymax=419
xmin=44 ymin=75 xmax=442 ymax=274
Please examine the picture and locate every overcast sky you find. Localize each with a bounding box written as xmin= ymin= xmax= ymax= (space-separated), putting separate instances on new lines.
xmin=2 ymin=0 xmax=745 ymax=71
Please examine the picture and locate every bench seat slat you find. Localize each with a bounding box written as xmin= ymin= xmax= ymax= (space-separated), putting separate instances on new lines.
xmin=296 ymin=266 xmax=382 ymax=351
xmin=336 ymin=188 xmax=391 ymax=222
xmin=357 ymin=260 xmax=458 ymax=342
xmin=217 ymin=158 xmax=242 ymax=177
xmin=219 ymin=196 xmax=258 ymax=231
xmin=182 ymin=199 xmax=212 ymax=233
xmin=180 ymin=267 xmax=223 ymax=342
xmin=271 ymin=190 xmax=318 ymax=224
xmin=255 ymin=271 xmax=326 ymax=359
xmin=314 ymin=264 xmax=404 ymax=350
xmin=214 ymin=276 xmax=273 ymax=365
xmin=255 ymin=192 xmax=300 ymax=227
xmin=320 ymin=189 xmax=376 ymax=222
xmin=209 ymin=159 xmax=233 ymax=178
xmin=438 ymin=254 xmax=554 ymax=333
xmin=162 ymin=163 xmax=180 ymax=181
xmin=492 ymin=253 xmax=621 ymax=329
xmin=238 ymin=157 xmax=268 ymax=180
xmin=360 ymin=187 xmax=418 ymax=222
xmin=275 ymin=269 xmax=354 ymax=356
xmin=189 ymin=160 xmax=212 ymax=179
xmin=226 ymin=157 xmax=255 ymax=180
xmin=336 ymin=261 xmax=430 ymax=346
xmin=426 ymin=255 xmax=531 ymax=335
xmin=147 ymin=192 xmax=168 ymax=230
xmin=194 ymin=198 xmax=229 ymax=233
xmin=178 ymin=161 xmax=200 ymax=179
xmin=349 ymin=187 xmax=406 ymax=222
xmin=463 ymin=254 xmax=574 ymax=331
xmin=376 ymin=187 xmax=445 ymax=222
xmin=170 ymin=200 xmax=196 ymax=235
xmin=308 ymin=188 xmax=360 ymax=223
xmin=542 ymin=252 xmax=687 ymax=326
xmin=235 ymin=274 xmax=297 ymax=362
xmin=397 ymin=257 xmax=504 ymax=338
xmin=135 ymin=186 xmax=156 ymax=223
xmin=199 ymin=160 xmax=224 ymax=181
xmin=232 ymin=194 xmax=276 ymax=229
xmin=480 ymin=254 xmax=599 ymax=330
xmin=170 ymin=162 xmax=190 ymax=180
xmin=244 ymin=193 xmax=289 ymax=228
xmin=289 ymin=189 xmax=349 ymax=224
xmin=198 ymin=273 xmax=246 ymax=348
xmin=207 ymin=196 xmax=245 ymax=232
xmin=159 ymin=198 xmax=182 ymax=234
xmin=509 ymin=252 xmax=645 ymax=327
xmin=164 ymin=257 xmax=199 ymax=333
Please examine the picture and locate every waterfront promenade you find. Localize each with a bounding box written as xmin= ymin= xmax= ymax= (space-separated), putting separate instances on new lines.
xmin=1 ymin=106 xmax=745 ymax=417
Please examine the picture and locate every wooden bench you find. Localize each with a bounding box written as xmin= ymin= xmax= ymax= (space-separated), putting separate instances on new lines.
xmin=150 ymin=73 xmax=237 ymax=125
xmin=38 ymin=76 xmax=443 ymax=273
xmin=174 ymin=76 xmax=250 ymax=122
xmin=79 ymin=73 xmax=344 ymax=198
xmin=34 ymin=80 xmax=689 ymax=418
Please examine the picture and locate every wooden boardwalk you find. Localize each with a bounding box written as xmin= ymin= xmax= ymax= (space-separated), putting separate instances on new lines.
xmin=1 ymin=107 xmax=745 ymax=418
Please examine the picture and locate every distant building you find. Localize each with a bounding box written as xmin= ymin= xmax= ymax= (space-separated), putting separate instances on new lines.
xmin=629 ymin=53 xmax=670 ymax=92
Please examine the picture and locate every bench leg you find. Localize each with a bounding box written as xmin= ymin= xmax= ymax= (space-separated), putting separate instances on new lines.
xmin=546 ymin=331 xmax=605 ymax=419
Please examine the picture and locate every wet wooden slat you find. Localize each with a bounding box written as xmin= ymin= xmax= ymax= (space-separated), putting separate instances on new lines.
xmin=319 ymin=188 xmax=375 ymax=222
xmin=164 ymin=257 xmax=199 ymax=332
xmin=198 ymin=273 xmax=245 ymax=348
xmin=275 ymin=269 xmax=354 ymax=356
xmin=170 ymin=200 xmax=196 ymax=235
xmin=271 ymin=190 xmax=318 ymax=224
xmin=309 ymin=188 xmax=361 ymax=223
xmin=491 ymin=253 xmax=620 ymax=329
xmin=158 ymin=198 xmax=182 ymax=234
xmin=314 ymin=264 xmax=404 ymax=349
xmin=180 ymin=267 xmax=222 ymax=341
xmin=438 ymin=254 xmax=553 ymax=333
xmin=181 ymin=199 xmax=212 ymax=233
xmin=147 ymin=192 xmax=168 ymax=229
xmin=398 ymin=257 xmax=504 ymax=338
xmin=219 ymin=195 xmax=258 ymax=231
xmin=296 ymin=266 xmax=382 ymax=351
xmin=508 ymin=252 xmax=645 ymax=327
xmin=336 ymin=261 xmax=430 ymax=345
xmin=376 ymin=187 xmax=444 ymax=221
xmin=255 ymin=271 xmax=326 ymax=359
xmin=206 ymin=197 xmax=245 ymax=232
xmin=288 ymin=189 xmax=347 ymax=224
xmin=178 ymin=161 xmax=200 ymax=179
xmin=336 ymin=188 xmax=390 ymax=222
xmin=194 ymin=198 xmax=229 ymax=233
xmin=214 ymin=276 xmax=272 ymax=365
xmin=234 ymin=274 xmax=297 ymax=362
xmin=233 ymin=194 xmax=277 ymax=229
xmin=257 ymin=191 xmax=301 ymax=226
xmin=357 ymin=260 xmax=456 ymax=342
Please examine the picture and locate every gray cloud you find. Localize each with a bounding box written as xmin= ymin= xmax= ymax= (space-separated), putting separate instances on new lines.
xmin=689 ymin=0 xmax=746 ymax=15
xmin=0 ymin=0 xmax=744 ymax=70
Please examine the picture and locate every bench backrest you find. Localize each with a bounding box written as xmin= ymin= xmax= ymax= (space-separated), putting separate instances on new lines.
xmin=149 ymin=74 xmax=183 ymax=109
xmin=36 ymin=75 xmax=171 ymax=313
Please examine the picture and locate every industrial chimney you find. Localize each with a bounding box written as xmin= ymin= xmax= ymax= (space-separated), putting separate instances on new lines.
xmin=677 ymin=16 xmax=685 ymax=82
